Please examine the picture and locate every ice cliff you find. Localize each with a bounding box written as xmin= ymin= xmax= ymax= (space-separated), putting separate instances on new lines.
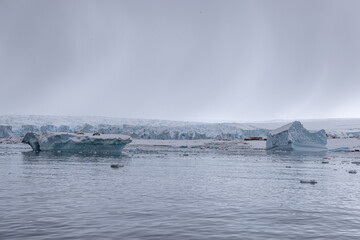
xmin=0 ymin=125 xmax=13 ymax=138
xmin=22 ymin=132 xmax=132 ymax=154
xmin=266 ymin=121 xmax=327 ymax=151
xmin=1 ymin=115 xmax=360 ymax=139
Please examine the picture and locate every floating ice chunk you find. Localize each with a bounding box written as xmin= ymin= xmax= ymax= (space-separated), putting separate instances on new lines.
xmin=300 ymin=180 xmax=317 ymax=184
xmin=22 ymin=132 xmax=132 ymax=155
xmin=266 ymin=121 xmax=327 ymax=151
xmin=110 ymin=164 xmax=124 ymax=168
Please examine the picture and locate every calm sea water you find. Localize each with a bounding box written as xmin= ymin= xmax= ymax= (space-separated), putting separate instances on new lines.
xmin=1 ymin=144 xmax=360 ymax=240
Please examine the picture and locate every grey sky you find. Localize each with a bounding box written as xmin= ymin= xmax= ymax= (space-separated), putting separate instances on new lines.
xmin=0 ymin=0 xmax=359 ymax=122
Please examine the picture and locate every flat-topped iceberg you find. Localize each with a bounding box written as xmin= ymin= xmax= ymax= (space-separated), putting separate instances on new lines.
xmin=266 ymin=121 xmax=327 ymax=151
xmin=22 ymin=132 xmax=132 ymax=154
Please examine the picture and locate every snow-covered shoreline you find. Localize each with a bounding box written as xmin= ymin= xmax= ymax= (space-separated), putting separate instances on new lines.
xmin=2 ymin=137 xmax=359 ymax=156
xmin=123 ymin=138 xmax=360 ymax=155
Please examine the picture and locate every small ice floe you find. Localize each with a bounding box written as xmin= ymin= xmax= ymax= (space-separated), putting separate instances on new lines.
xmin=110 ymin=164 xmax=124 ymax=169
xmin=179 ymin=146 xmax=188 ymax=148
xmin=348 ymin=170 xmax=357 ymax=174
xmin=322 ymin=161 xmax=329 ymax=164
xmin=300 ymin=180 xmax=317 ymax=184
xmin=285 ymin=166 xmax=291 ymax=168
xmin=351 ymin=161 xmax=360 ymax=165
xmin=183 ymin=153 xmax=189 ymax=156
xmin=330 ymin=147 xmax=351 ymax=152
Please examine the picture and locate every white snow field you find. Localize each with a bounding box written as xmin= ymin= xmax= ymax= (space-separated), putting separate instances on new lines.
xmin=266 ymin=121 xmax=327 ymax=151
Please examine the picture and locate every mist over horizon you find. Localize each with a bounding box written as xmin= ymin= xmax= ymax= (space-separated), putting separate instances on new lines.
xmin=1 ymin=0 xmax=360 ymax=122
xmin=1 ymin=113 xmax=360 ymax=126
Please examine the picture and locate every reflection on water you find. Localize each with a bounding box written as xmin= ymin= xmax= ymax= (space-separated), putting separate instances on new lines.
xmin=266 ymin=148 xmax=328 ymax=158
xmin=1 ymin=144 xmax=360 ymax=240
xmin=21 ymin=150 xmax=132 ymax=164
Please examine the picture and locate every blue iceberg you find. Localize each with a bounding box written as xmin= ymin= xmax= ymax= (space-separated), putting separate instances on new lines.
xmin=266 ymin=121 xmax=327 ymax=151
xmin=22 ymin=132 xmax=132 ymax=155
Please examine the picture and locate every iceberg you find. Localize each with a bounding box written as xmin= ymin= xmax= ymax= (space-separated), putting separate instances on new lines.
xmin=266 ymin=121 xmax=327 ymax=151
xmin=22 ymin=132 xmax=132 ymax=154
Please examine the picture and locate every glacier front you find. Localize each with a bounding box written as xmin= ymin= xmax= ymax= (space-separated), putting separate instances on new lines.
xmin=266 ymin=121 xmax=327 ymax=151
xmin=22 ymin=132 xmax=132 ymax=154
xmin=0 ymin=125 xmax=13 ymax=138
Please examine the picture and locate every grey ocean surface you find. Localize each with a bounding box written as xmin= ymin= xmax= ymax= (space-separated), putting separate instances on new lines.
xmin=1 ymin=144 xmax=360 ymax=240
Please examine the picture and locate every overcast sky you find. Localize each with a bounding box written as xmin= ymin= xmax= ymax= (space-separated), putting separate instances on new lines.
xmin=0 ymin=0 xmax=359 ymax=122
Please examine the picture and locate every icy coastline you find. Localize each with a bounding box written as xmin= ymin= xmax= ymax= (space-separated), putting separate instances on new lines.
xmin=0 ymin=115 xmax=360 ymax=142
